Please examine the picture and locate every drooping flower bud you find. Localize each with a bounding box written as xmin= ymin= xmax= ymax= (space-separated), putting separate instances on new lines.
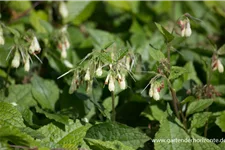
xmin=218 ymin=59 xmax=224 ymax=73
xmin=119 ymin=74 xmax=126 ymax=90
xmin=60 ymin=44 xmax=67 ymax=58
xmin=29 ymin=36 xmax=41 ymax=54
xmin=212 ymin=57 xmax=224 ymax=73
xmin=108 ymin=75 xmax=115 ymax=92
xmin=105 ymin=73 xmax=110 ymax=84
xmin=24 ymin=56 xmax=30 ymax=72
xmin=180 ymin=19 xmax=192 ymax=37
xmin=96 ymin=66 xmax=103 ymax=77
xmin=59 ymin=2 xmax=68 ymax=18
xmin=153 ymin=88 xmax=160 ymax=100
xmin=64 ymin=37 xmax=70 ymax=49
xmin=0 ymin=27 xmax=4 ymax=45
xmin=11 ymin=50 xmax=20 ymax=68
xmin=184 ymin=21 xmax=192 ymax=37
xmin=84 ymin=68 xmax=91 ymax=81
xmin=149 ymin=83 xmax=161 ymax=101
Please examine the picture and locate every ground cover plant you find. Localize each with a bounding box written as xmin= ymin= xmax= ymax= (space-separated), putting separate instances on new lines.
xmin=0 ymin=1 xmax=225 ymax=150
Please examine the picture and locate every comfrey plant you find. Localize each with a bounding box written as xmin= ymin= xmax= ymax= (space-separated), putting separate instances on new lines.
xmin=59 ymin=43 xmax=135 ymax=121
xmin=143 ymin=13 xmax=224 ymax=135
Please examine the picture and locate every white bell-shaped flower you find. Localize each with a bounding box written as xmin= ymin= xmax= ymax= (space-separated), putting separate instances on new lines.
xmin=59 ymin=2 xmax=68 ymax=18
xmin=29 ymin=36 xmax=41 ymax=54
xmin=0 ymin=35 xmax=4 ymax=45
xmin=108 ymin=75 xmax=115 ymax=92
xmin=185 ymin=21 xmax=192 ymax=37
xmin=61 ymin=44 xmax=67 ymax=58
xmin=11 ymin=50 xmax=20 ymax=68
xmin=84 ymin=68 xmax=91 ymax=81
xmin=119 ymin=74 xmax=126 ymax=90
xmin=218 ymin=59 xmax=224 ymax=73
xmin=181 ymin=19 xmax=192 ymax=37
xmin=153 ymin=88 xmax=160 ymax=101
xmin=24 ymin=56 xmax=30 ymax=72
xmin=96 ymin=66 xmax=103 ymax=77
xmin=0 ymin=27 xmax=4 ymax=45
xmin=149 ymin=84 xmax=161 ymax=101
xmin=105 ymin=73 xmax=110 ymax=84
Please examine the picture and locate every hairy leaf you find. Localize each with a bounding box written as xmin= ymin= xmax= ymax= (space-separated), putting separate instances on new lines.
xmin=186 ymin=99 xmax=213 ymax=116
xmin=85 ymin=122 xmax=150 ymax=149
xmin=31 ymin=75 xmax=59 ymax=111
xmin=85 ymin=138 xmax=135 ymax=150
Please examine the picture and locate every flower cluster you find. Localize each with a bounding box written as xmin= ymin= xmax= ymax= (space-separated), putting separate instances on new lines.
xmin=66 ymin=45 xmax=134 ymax=94
xmin=57 ymin=26 xmax=70 ymax=58
xmin=149 ymin=82 xmax=164 ymax=101
xmin=212 ymin=55 xmax=224 ymax=73
xmin=10 ymin=35 xmax=41 ymax=72
xmin=104 ymin=72 xmax=126 ymax=92
xmin=178 ymin=18 xmax=192 ymax=37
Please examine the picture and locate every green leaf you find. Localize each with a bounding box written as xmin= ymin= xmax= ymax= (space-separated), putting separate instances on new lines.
xmin=8 ymin=1 xmax=31 ymax=12
xmin=99 ymin=51 xmax=113 ymax=64
xmin=29 ymin=10 xmax=48 ymax=33
xmin=217 ymin=44 xmax=225 ymax=55
xmin=191 ymin=112 xmax=212 ymax=129
xmin=218 ymin=142 xmax=225 ymax=150
xmin=6 ymin=26 xmax=20 ymax=37
xmin=39 ymin=20 xmax=53 ymax=33
xmin=31 ymin=75 xmax=59 ymax=111
xmin=0 ymin=84 xmax=37 ymax=108
xmin=155 ymin=22 xmax=174 ymax=43
xmin=37 ymin=120 xmax=91 ymax=148
xmin=169 ymin=66 xmax=187 ymax=80
xmin=183 ymin=62 xmax=202 ymax=84
xmin=181 ymin=96 xmax=195 ymax=104
xmin=85 ymin=138 xmax=135 ymax=150
xmin=186 ymin=99 xmax=213 ymax=116
xmin=85 ymin=122 xmax=150 ymax=149
xmin=191 ymin=133 xmax=220 ymax=150
xmin=154 ymin=105 xmax=192 ymax=150
xmin=141 ymin=103 xmax=165 ymax=121
xmin=149 ymin=49 xmax=165 ymax=61
xmin=35 ymin=107 xmax=69 ymax=125
xmin=0 ymin=122 xmax=36 ymax=147
xmin=115 ymin=48 xmax=128 ymax=61
xmin=88 ymin=28 xmax=123 ymax=49
xmin=0 ymin=101 xmax=25 ymax=128
xmin=66 ymin=1 xmax=94 ymax=23
xmin=216 ymin=111 xmax=225 ymax=132
xmin=72 ymin=2 xmax=97 ymax=25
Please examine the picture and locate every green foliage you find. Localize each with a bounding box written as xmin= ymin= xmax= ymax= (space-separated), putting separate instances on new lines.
xmin=154 ymin=105 xmax=192 ymax=150
xmin=85 ymin=122 xmax=150 ymax=149
xmin=186 ymin=99 xmax=213 ymax=116
xmin=31 ymin=75 xmax=59 ymax=111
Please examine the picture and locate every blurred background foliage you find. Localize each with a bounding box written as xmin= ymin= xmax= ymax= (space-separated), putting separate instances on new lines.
xmin=1 ymin=1 xmax=225 ymax=150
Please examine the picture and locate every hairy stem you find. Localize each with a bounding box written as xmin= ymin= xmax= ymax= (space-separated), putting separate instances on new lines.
xmin=169 ymin=87 xmax=180 ymax=120
xmin=111 ymin=91 xmax=116 ymax=122
xmin=166 ymin=44 xmax=187 ymax=129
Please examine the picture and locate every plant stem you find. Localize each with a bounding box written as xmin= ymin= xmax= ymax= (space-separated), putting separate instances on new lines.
xmin=166 ymin=44 xmax=187 ymax=129
xmin=169 ymin=87 xmax=180 ymax=120
xmin=167 ymin=44 xmax=171 ymax=70
xmin=111 ymin=91 xmax=116 ymax=122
